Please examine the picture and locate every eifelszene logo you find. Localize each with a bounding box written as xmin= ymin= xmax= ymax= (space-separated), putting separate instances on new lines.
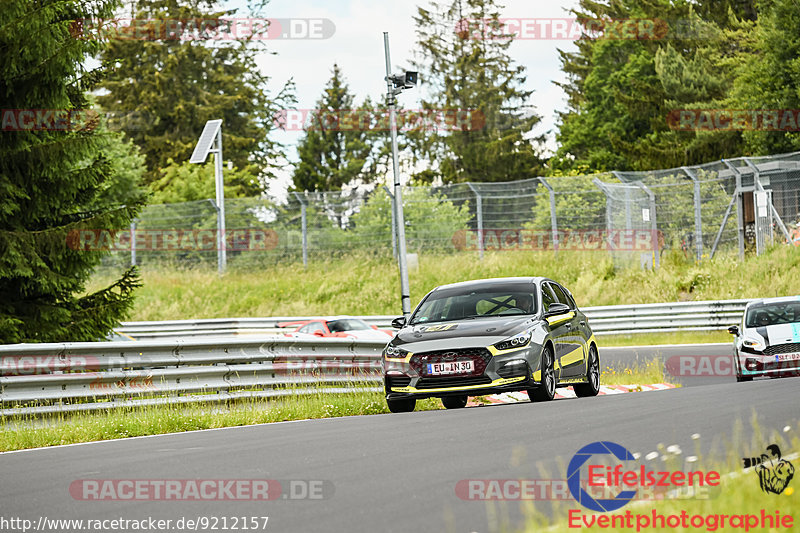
xmin=567 ymin=441 xmax=721 ymax=512
xmin=743 ymin=444 xmax=795 ymax=495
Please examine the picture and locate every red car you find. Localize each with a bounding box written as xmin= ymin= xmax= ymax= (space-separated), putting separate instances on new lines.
xmin=280 ymin=317 xmax=394 ymax=341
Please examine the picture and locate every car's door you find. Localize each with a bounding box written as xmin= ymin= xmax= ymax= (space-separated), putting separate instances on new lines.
xmin=547 ymin=282 xmax=587 ymax=379
xmin=540 ymin=282 xmax=570 ymax=381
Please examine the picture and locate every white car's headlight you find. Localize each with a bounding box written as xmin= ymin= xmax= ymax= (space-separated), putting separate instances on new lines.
xmin=742 ymin=337 xmax=766 ymax=351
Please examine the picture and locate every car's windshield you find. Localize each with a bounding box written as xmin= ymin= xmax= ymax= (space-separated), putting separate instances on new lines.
xmin=327 ymin=319 xmax=371 ymax=332
xmin=745 ymin=302 xmax=800 ymax=328
xmin=409 ymin=283 xmax=537 ymax=325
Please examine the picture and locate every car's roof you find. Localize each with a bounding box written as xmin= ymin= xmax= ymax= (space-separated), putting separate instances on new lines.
xmin=432 ymin=277 xmax=547 ymax=292
xmin=746 ymin=296 xmax=800 ymax=308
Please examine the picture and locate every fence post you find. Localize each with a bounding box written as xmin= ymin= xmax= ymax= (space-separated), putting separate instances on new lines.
xmin=635 ymin=181 xmax=659 ymax=269
xmin=681 ymin=166 xmax=704 ymax=262
xmin=721 ymin=160 xmax=745 ymax=260
xmin=383 ymin=185 xmax=397 ymax=259
xmin=292 ymin=192 xmax=308 ymax=268
xmin=538 ymin=177 xmax=558 ymax=255
xmin=466 ymin=183 xmax=483 ymax=260
xmin=130 ymin=219 xmax=137 ymax=267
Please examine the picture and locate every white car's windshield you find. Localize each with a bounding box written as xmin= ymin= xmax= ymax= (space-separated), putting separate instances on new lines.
xmin=745 ymin=302 xmax=800 ymax=328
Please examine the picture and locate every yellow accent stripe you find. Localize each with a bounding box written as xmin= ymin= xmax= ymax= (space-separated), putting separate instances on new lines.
xmin=547 ymin=311 xmax=575 ymax=326
xmin=390 ymin=376 xmax=526 ymax=394
xmin=561 ymin=345 xmax=584 ymax=367
xmin=385 ymin=352 xmax=413 ymax=363
xmin=488 ymin=341 xmax=531 ymax=356
xmin=532 ymin=369 xmax=541 ymax=381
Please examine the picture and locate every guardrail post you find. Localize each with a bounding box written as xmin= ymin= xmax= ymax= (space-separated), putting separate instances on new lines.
xmin=466 ymin=183 xmax=483 ymax=260
xmin=539 ymin=177 xmax=558 ymax=255
xmin=681 ymin=167 xmax=704 ymax=262
xmin=293 ymin=192 xmax=308 ymax=268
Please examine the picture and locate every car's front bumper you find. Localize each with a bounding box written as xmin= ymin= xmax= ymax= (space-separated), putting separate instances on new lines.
xmin=738 ymin=351 xmax=800 ymax=378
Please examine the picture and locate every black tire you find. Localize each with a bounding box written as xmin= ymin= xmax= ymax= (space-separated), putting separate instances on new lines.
xmin=387 ymin=398 xmax=416 ymax=413
xmin=574 ymin=344 xmax=600 ymax=397
xmin=441 ymin=395 xmax=468 ymax=409
xmin=734 ymin=355 xmax=752 ymax=382
xmin=529 ymin=345 xmax=556 ymax=402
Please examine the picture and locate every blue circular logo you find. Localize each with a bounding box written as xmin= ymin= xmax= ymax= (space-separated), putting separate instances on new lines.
xmin=567 ymin=441 xmax=637 ymax=512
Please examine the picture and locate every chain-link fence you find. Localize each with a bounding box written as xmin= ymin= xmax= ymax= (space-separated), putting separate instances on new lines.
xmin=97 ymin=150 xmax=800 ymax=271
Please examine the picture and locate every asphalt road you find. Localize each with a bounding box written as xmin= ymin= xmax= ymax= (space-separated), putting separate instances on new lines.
xmin=2 ymin=345 xmax=798 ymax=533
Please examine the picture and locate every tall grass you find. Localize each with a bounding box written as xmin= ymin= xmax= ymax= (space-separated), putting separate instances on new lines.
xmin=89 ymin=246 xmax=800 ymax=322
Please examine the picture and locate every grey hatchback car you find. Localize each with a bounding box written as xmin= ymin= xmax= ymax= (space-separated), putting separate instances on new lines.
xmin=382 ymin=277 xmax=599 ymax=412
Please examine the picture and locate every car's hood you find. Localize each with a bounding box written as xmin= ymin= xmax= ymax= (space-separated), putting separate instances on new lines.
xmin=394 ymin=316 xmax=536 ymax=348
xmin=757 ymin=322 xmax=800 ymax=345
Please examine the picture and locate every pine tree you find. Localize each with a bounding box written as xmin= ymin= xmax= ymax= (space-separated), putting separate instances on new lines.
xmin=736 ymin=0 xmax=800 ymax=155
xmin=292 ymin=64 xmax=376 ymax=191
xmin=410 ymin=0 xmax=545 ymax=183
xmin=553 ymin=0 xmax=755 ymax=172
xmin=97 ymin=0 xmax=295 ymax=193
xmin=0 ymin=0 xmax=145 ymax=343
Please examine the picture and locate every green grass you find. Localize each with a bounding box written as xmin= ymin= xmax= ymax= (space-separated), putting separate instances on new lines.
xmin=90 ymin=246 xmax=800 ymax=322
xmin=0 ymin=386 xmax=440 ymax=452
xmin=599 ymin=330 xmax=732 ymax=347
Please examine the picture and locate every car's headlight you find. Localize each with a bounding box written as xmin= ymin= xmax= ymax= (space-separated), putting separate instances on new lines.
xmin=384 ymin=345 xmax=410 ymax=358
xmin=742 ymin=338 xmax=765 ymax=351
xmin=493 ymin=331 xmax=532 ymax=352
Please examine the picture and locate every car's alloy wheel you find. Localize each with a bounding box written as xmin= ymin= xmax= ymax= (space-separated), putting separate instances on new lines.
xmin=574 ymin=345 xmax=600 ymax=397
xmin=529 ymin=345 xmax=555 ymax=402
xmin=442 ymin=395 xmax=468 ymax=409
xmin=387 ymin=398 xmax=416 ymax=413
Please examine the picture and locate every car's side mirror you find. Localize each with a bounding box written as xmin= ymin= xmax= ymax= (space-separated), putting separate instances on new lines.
xmin=391 ymin=316 xmax=407 ymax=329
xmin=727 ymin=325 xmax=739 ymax=335
xmin=544 ymin=303 xmax=571 ymax=317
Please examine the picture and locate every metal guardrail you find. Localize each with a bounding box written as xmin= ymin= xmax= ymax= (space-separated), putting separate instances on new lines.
xmin=0 ymin=337 xmax=385 ymax=416
xmin=116 ymin=299 xmax=753 ymax=339
xmin=1 ymin=298 xmax=752 ymax=416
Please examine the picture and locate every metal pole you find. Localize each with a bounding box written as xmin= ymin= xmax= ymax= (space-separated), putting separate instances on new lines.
xmin=213 ymin=126 xmax=226 ymax=274
xmin=293 ymin=192 xmax=308 ymax=268
xmin=383 ymin=185 xmax=397 ymax=259
xmin=681 ymin=166 xmax=704 ymax=262
xmin=466 ymin=183 xmax=483 ymax=260
xmin=722 ymin=160 xmax=745 ymax=260
xmin=539 ymin=177 xmax=558 ymax=254
xmin=636 ymin=181 xmax=659 ymax=269
xmin=384 ymin=32 xmax=411 ymax=317
xmin=130 ymin=219 xmax=137 ymax=267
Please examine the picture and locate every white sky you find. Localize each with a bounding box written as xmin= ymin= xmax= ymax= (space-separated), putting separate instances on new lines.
xmin=232 ymin=0 xmax=582 ymax=194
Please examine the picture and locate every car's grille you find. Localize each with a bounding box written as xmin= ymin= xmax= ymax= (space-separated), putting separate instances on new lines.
xmin=386 ymin=375 xmax=411 ymax=388
xmin=415 ymin=375 xmax=493 ymax=390
xmin=764 ymin=343 xmax=800 ymax=356
xmin=410 ymin=348 xmax=492 ymax=377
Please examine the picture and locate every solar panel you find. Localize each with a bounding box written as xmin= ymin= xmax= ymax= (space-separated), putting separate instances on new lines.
xmin=189 ymin=119 xmax=222 ymax=163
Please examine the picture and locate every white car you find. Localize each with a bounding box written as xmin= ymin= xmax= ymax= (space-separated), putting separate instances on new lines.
xmin=728 ymin=296 xmax=800 ymax=381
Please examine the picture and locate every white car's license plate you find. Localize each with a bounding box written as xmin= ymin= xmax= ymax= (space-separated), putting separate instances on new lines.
xmin=427 ymin=360 xmax=474 ymax=375
xmin=776 ymin=353 xmax=800 ymax=361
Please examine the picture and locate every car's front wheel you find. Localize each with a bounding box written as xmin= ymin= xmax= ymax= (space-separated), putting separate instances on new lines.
xmin=387 ymin=398 xmax=416 ymax=413
xmin=574 ymin=344 xmax=600 ymax=397
xmin=528 ymin=345 xmax=556 ymax=402
xmin=441 ymin=395 xmax=468 ymax=409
